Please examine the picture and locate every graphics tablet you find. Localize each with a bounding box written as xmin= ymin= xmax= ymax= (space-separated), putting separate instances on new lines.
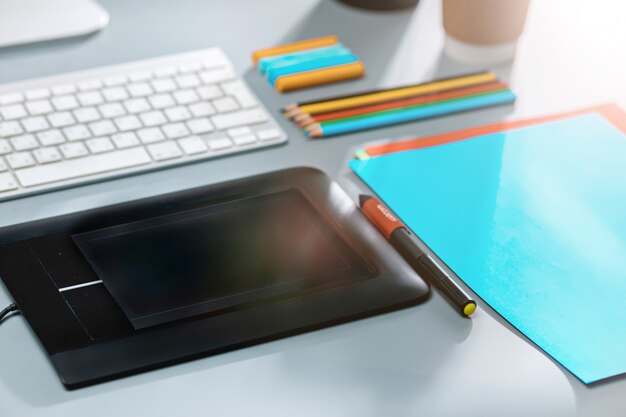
xmin=0 ymin=168 xmax=429 ymax=388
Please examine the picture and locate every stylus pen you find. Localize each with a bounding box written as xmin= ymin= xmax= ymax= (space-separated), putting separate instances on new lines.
xmin=359 ymin=195 xmax=477 ymax=317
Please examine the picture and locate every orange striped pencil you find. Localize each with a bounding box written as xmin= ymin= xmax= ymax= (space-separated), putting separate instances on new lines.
xmin=295 ymin=81 xmax=508 ymax=127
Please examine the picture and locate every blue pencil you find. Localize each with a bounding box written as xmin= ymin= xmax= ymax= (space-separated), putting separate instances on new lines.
xmin=306 ymin=90 xmax=517 ymax=138
xmin=268 ymin=53 xmax=359 ymax=86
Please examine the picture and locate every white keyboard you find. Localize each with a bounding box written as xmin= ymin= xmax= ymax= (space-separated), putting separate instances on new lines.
xmin=0 ymin=48 xmax=287 ymax=201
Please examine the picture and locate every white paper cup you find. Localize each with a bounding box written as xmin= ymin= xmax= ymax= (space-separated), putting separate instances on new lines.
xmin=442 ymin=0 xmax=530 ymax=65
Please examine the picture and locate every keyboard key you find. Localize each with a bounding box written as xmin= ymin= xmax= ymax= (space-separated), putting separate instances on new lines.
xmin=227 ymin=127 xmax=252 ymax=138
xmin=0 ymin=157 xmax=6 ymax=171
xmin=257 ymin=128 xmax=282 ymax=142
xmin=175 ymin=74 xmax=200 ymax=88
xmin=129 ymin=70 xmax=152 ymax=82
xmin=51 ymin=84 xmax=76 ymax=96
xmin=208 ymin=137 xmax=232 ymax=151
xmin=11 ymin=134 xmax=39 ymax=151
xmin=63 ymin=125 xmax=91 ymax=141
xmin=0 ymin=93 xmax=24 ymax=105
xmin=15 ymin=147 xmax=152 ymax=188
xmin=77 ymin=91 xmax=104 ymax=106
xmin=112 ymin=132 xmax=140 ymax=148
xmin=154 ymin=66 xmax=176 ymax=78
xmin=187 ymin=118 xmax=214 ymax=134
xmin=102 ymin=87 xmax=129 ymax=102
xmin=1 ymin=104 xmax=27 ymax=120
xmin=78 ymin=79 xmax=103 ymax=91
xmin=48 ymin=111 xmax=76 ymax=128
xmin=114 ymin=115 xmax=142 ymax=131
xmin=6 ymin=151 xmax=35 ymax=169
xmin=147 ymin=141 xmax=183 ymax=161
xmin=22 ymin=116 xmax=50 ymax=133
xmin=196 ymin=85 xmax=222 ymax=100
xmin=151 ymin=78 xmax=177 ymax=93
xmin=211 ymin=108 xmax=268 ymax=130
xmin=127 ymin=82 xmax=153 ymax=97
xmin=0 ymin=139 xmax=11 ymax=154
xmin=25 ymin=89 xmax=50 ymax=100
xmin=89 ymin=120 xmax=117 ymax=136
xmin=98 ymin=102 xmax=126 ymax=118
xmin=165 ymin=106 xmax=191 ymax=122
xmin=51 ymin=95 xmax=79 ymax=111
xmin=103 ymin=75 xmax=127 ymax=87
xmin=37 ymin=129 xmax=65 ymax=146
xmin=178 ymin=136 xmax=208 ymax=155
xmin=139 ymin=111 xmax=167 ymax=127
xmin=162 ymin=123 xmax=189 ymax=139
xmin=86 ymin=137 xmax=115 ymax=154
xmin=0 ymin=121 xmax=24 ymax=137
xmin=137 ymin=128 xmax=165 ymax=144
xmin=173 ymin=89 xmax=199 ymax=105
xmin=33 ymin=147 xmax=62 ymax=164
xmin=0 ymin=172 xmax=18 ymax=192
xmin=213 ymin=97 xmax=239 ymax=113
xmin=60 ymin=142 xmax=88 ymax=159
xmin=148 ymin=94 xmax=176 ymax=109
xmin=26 ymin=99 xmax=54 ymax=115
xmin=232 ymin=134 xmax=257 ymax=146
xmin=178 ymin=61 xmax=202 ymax=73
xmin=73 ymin=107 xmax=101 ymax=123
xmin=199 ymin=68 xmax=235 ymax=84
xmin=189 ymin=102 xmax=215 ymax=117
xmin=124 ymin=98 xmax=151 ymax=114
xmin=221 ymin=80 xmax=257 ymax=108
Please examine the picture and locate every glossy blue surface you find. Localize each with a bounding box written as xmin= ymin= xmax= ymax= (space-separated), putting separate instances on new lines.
xmin=350 ymin=113 xmax=626 ymax=383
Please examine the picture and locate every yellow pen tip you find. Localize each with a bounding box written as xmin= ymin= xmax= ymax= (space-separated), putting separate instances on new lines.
xmin=463 ymin=302 xmax=477 ymax=316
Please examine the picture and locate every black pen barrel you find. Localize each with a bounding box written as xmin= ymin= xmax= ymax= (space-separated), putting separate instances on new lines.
xmin=390 ymin=228 xmax=475 ymax=316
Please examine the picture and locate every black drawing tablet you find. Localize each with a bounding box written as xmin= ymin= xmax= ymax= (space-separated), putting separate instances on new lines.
xmin=0 ymin=168 xmax=429 ymax=388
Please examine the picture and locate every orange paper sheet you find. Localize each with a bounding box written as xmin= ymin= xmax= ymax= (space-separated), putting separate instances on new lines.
xmin=362 ymin=104 xmax=626 ymax=158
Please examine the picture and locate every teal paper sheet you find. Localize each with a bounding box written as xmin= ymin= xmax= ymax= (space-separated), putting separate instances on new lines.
xmin=349 ymin=113 xmax=626 ymax=384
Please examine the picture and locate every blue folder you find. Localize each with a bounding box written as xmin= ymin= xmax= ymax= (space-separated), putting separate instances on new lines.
xmin=350 ymin=112 xmax=626 ymax=384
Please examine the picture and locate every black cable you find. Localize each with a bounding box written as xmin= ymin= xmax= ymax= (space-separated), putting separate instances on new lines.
xmin=0 ymin=303 xmax=19 ymax=323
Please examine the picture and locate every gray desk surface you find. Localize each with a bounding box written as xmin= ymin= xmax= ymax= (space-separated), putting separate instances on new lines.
xmin=1 ymin=0 xmax=625 ymax=415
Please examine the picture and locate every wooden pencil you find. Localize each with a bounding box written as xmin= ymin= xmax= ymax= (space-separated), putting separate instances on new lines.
xmin=281 ymin=71 xmax=496 ymax=116
xmin=281 ymin=70 xmax=491 ymax=110
xmin=306 ymin=89 xmax=516 ymax=138
xmin=296 ymin=81 xmax=508 ymax=127
xmin=293 ymin=72 xmax=498 ymax=117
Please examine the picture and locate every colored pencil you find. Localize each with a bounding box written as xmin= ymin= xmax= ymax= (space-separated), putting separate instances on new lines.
xmin=283 ymin=71 xmax=491 ymax=109
xmin=318 ymin=89 xmax=508 ymax=126
xmin=306 ymin=89 xmax=516 ymax=138
xmin=274 ymin=61 xmax=365 ymax=93
xmin=295 ymin=81 xmax=508 ymax=127
xmin=252 ymin=35 xmax=338 ymax=65
xmin=282 ymin=71 xmax=497 ymax=118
